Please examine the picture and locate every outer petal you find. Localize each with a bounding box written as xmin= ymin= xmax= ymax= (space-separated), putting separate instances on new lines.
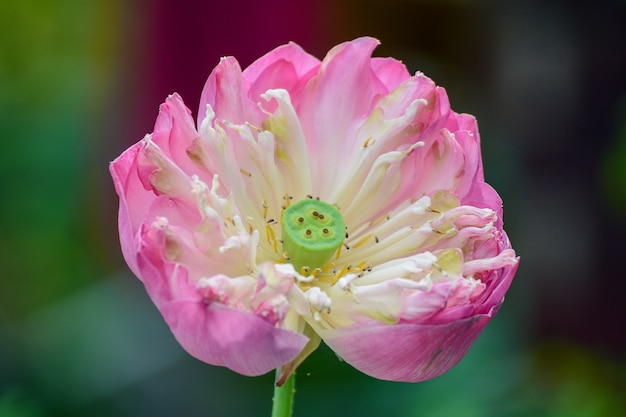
xmin=319 ymin=312 xmax=493 ymax=382
xmin=161 ymin=299 xmax=309 ymax=376
xmin=243 ymin=41 xmax=320 ymax=107
xmin=110 ymin=142 xmax=153 ymax=277
xmin=135 ymin=219 xmax=309 ymax=376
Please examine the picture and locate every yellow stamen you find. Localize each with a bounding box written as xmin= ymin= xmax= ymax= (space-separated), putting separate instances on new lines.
xmin=266 ymin=224 xmax=276 ymax=245
xmin=262 ymin=199 xmax=268 ymax=219
xmin=353 ymin=234 xmax=373 ymax=249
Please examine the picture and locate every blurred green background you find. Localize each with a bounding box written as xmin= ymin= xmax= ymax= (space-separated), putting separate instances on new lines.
xmin=1 ymin=0 xmax=625 ymax=416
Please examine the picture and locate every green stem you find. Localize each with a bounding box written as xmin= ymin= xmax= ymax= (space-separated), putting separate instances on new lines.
xmin=271 ymin=371 xmax=296 ymax=417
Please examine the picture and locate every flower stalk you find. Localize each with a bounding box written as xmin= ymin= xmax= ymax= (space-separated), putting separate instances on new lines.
xmin=272 ymin=371 xmax=296 ymax=417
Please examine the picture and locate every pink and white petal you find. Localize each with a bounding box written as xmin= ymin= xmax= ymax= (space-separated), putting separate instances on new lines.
xmin=297 ymin=37 xmax=387 ymax=197
xmin=329 ymin=75 xmax=440 ymax=209
xmin=450 ymin=129 xmax=481 ymax=199
xmin=138 ymin=196 xmax=250 ymax=282
xmin=448 ymin=112 xmax=484 ymax=183
xmin=135 ymin=137 xmax=194 ymax=201
xmin=319 ymin=314 xmax=492 ymax=382
xmin=198 ymin=57 xmax=259 ymax=128
xmin=370 ymin=57 xmax=411 ymax=92
xmin=475 ymin=256 xmax=519 ymax=310
xmin=260 ymin=89 xmax=313 ymax=198
xmin=160 ymin=299 xmax=308 ymax=376
xmin=461 ymin=182 xmax=504 ymax=225
xmin=403 ymin=128 xmax=466 ymax=196
xmin=150 ymin=94 xmax=205 ymax=177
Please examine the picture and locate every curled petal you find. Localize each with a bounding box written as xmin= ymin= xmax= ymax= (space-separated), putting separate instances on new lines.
xmin=110 ymin=142 xmax=147 ymax=276
xmin=161 ymin=300 xmax=308 ymax=376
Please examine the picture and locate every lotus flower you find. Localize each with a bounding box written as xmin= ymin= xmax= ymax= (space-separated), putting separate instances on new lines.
xmin=110 ymin=37 xmax=518 ymax=385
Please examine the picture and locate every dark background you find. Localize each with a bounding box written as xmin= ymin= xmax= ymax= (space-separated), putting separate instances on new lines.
xmin=1 ymin=0 xmax=625 ymax=416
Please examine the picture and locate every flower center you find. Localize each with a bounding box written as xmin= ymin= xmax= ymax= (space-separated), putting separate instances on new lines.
xmin=281 ymin=198 xmax=346 ymax=272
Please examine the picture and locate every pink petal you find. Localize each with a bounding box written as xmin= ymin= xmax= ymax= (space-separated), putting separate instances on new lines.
xmin=152 ymin=93 xmax=204 ymax=177
xmin=370 ymin=57 xmax=411 ymax=92
xmin=321 ymin=313 xmax=493 ymax=382
xmin=110 ymin=142 xmax=153 ymax=277
xmin=243 ymin=41 xmax=320 ymax=106
xmin=135 ymin=224 xmax=309 ymax=376
xmin=462 ymin=182 xmax=504 ymax=226
xmin=298 ymin=37 xmax=387 ymax=195
xmin=448 ymin=112 xmax=485 ymax=182
xmin=198 ymin=57 xmax=249 ymax=127
xmin=160 ymin=299 xmax=308 ymax=376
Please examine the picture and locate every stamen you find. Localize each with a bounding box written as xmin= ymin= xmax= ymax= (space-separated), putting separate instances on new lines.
xmin=369 ymin=212 xmax=390 ymax=227
xmin=363 ymin=137 xmax=375 ymax=148
xmin=282 ymin=193 xmax=293 ymax=208
xmin=262 ymin=199 xmax=268 ymax=219
xmin=240 ymin=168 xmax=252 ymax=177
xmin=335 ymin=243 xmax=342 ymax=259
xmin=266 ymin=224 xmax=276 ymax=245
xmin=403 ymin=141 xmax=425 ymax=156
xmin=322 ymin=262 xmax=336 ymax=274
xmin=245 ymin=122 xmax=261 ymax=131
xmin=353 ymin=234 xmax=373 ymax=249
